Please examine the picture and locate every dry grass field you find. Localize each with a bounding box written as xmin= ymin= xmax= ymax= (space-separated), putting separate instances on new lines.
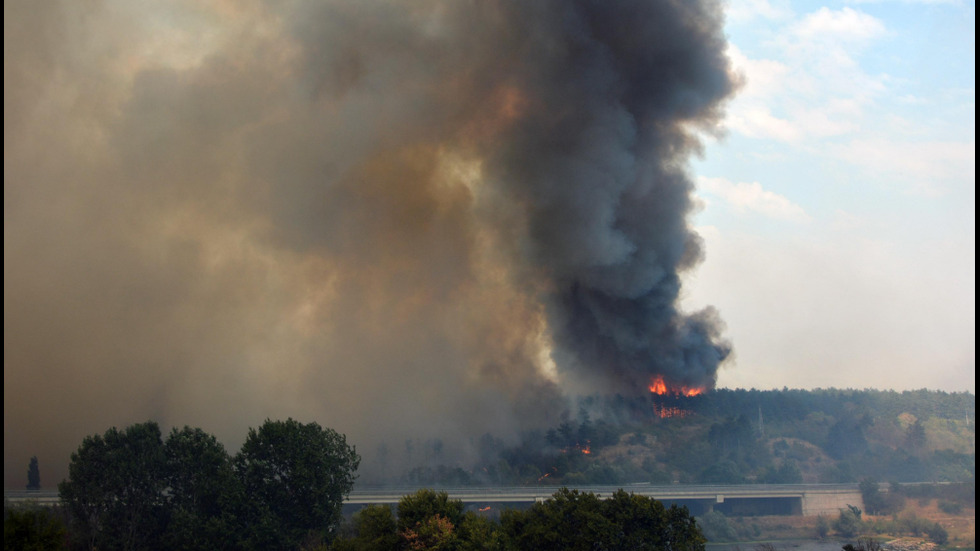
xmin=716 ymin=498 xmax=974 ymax=550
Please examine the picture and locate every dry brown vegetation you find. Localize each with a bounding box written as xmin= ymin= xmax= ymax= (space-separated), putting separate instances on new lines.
xmin=889 ymin=499 xmax=975 ymax=548
xmin=721 ymin=500 xmax=975 ymax=550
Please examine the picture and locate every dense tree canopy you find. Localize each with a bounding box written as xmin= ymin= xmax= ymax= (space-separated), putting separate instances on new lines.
xmin=501 ymin=488 xmax=705 ymax=551
xmin=235 ymin=418 xmax=360 ymax=549
xmin=334 ymin=488 xmax=706 ymax=551
xmin=371 ymin=388 xmax=973 ymax=488
xmin=334 ymin=505 xmax=401 ymax=551
xmin=396 ymin=488 xmax=465 ymax=535
xmin=57 ymin=419 xmax=359 ymax=551
xmin=164 ymin=426 xmax=241 ymax=550
xmin=4 ymin=503 xmax=67 ymax=551
xmin=58 ymin=422 xmax=169 ymax=551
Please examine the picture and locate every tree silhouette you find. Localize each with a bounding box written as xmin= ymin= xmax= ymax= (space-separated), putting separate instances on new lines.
xmin=26 ymin=456 xmax=40 ymax=490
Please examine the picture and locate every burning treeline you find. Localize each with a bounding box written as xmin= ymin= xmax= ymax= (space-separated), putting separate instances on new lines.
xmin=4 ymin=0 xmax=734 ymax=487
xmin=386 ymin=390 xmax=710 ymax=486
xmin=387 ymin=389 xmax=975 ymax=489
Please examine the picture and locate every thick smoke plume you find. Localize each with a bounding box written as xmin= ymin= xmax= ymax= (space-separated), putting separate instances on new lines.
xmin=4 ymin=0 xmax=734 ymax=487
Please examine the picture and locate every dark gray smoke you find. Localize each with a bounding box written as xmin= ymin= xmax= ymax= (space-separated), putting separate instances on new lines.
xmin=4 ymin=0 xmax=734 ymax=488
xmin=475 ymin=2 xmax=736 ymax=393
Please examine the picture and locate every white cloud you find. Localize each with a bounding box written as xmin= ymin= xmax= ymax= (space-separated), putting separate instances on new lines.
xmin=832 ymin=138 xmax=976 ymax=195
xmin=850 ymin=0 xmax=962 ymax=5
xmin=723 ymin=45 xmax=800 ymax=140
xmin=698 ymin=176 xmax=812 ymax=223
xmin=791 ymin=7 xmax=886 ymax=43
xmin=720 ymin=10 xmax=888 ymax=144
xmin=726 ymin=44 xmax=791 ymax=100
xmin=830 ymin=209 xmax=868 ymax=232
xmin=727 ymin=107 xmax=801 ymax=141
xmin=789 ymin=101 xmax=861 ymax=137
xmin=726 ymin=0 xmax=794 ymax=23
xmin=777 ymin=8 xmax=888 ymax=103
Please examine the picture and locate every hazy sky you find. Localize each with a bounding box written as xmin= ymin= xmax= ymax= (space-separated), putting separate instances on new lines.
xmin=684 ymin=0 xmax=975 ymax=392
xmin=3 ymin=0 xmax=974 ymax=490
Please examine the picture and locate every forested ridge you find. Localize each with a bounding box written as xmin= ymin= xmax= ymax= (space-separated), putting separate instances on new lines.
xmin=383 ymin=388 xmax=974 ymax=487
xmin=4 ymin=388 xmax=974 ymax=550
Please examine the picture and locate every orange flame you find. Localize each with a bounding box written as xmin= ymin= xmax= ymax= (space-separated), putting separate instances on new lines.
xmin=559 ymin=441 xmax=592 ymax=455
xmin=648 ymin=375 xmax=704 ymax=397
xmin=648 ymin=377 xmax=668 ymax=394
xmin=654 ymin=405 xmax=690 ymax=419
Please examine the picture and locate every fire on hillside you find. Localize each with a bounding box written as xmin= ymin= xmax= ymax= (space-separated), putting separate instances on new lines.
xmin=647 ymin=376 xmax=704 ymax=418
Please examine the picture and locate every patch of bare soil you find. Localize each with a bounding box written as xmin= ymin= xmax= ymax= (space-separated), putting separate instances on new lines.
xmin=882 ymin=538 xmax=939 ymax=551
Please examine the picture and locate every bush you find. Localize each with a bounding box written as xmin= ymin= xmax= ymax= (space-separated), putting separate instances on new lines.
xmin=925 ymin=522 xmax=948 ymax=545
xmin=896 ymin=513 xmax=931 ymax=537
xmin=835 ymin=506 xmax=865 ymax=538
xmin=842 ymin=537 xmax=883 ymax=551
xmin=697 ymin=511 xmax=737 ymax=542
xmin=860 ymin=478 xmax=905 ymax=516
xmin=3 ymin=504 xmax=67 ymax=551
xmin=938 ymin=500 xmax=963 ymax=514
xmin=816 ymin=515 xmax=830 ymax=539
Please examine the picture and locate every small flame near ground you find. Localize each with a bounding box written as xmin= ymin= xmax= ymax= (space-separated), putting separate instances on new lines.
xmin=558 ymin=441 xmax=592 ymax=455
xmin=648 ymin=375 xmax=704 ymax=397
xmin=652 ymin=404 xmax=691 ymax=419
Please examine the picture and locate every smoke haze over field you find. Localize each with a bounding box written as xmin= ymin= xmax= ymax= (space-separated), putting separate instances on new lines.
xmin=4 ymin=0 xmax=734 ymax=488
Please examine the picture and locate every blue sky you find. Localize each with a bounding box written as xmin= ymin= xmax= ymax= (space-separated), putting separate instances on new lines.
xmin=685 ymin=0 xmax=975 ymax=391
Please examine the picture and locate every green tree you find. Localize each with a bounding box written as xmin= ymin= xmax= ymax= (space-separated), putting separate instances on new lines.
xmin=761 ymin=460 xmax=803 ymax=484
xmin=163 ymin=426 xmax=242 ymax=550
xmin=396 ymin=489 xmax=465 ymax=550
xmin=859 ymin=478 xmax=905 ymax=516
xmin=333 ymin=505 xmax=400 ymax=551
xmin=904 ymin=419 xmax=927 ymax=450
xmin=859 ymin=478 xmax=884 ymax=515
xmin=457 ymin=513 xmax=505 ymax=551
xmin=58 ymin=421 xmax=169 ymax=551
xmin=502 ymin=488 xmax=705 ymax=551
xmin=235 ymin=418 xmax=359 ymax=550
xmin=26 ymin=456 xmax=41 ymax=491
xmin=401 ymin=515 xmax=459 ymax=551
xmin=397 ymin=489 xmax=465 ymax=535
xmin=826 ymin=416 xmax=871 ymax=459
xmin=604 ymin=489 xmax=706 ymax=551
xmin=699 ymin=460 xmax=744 ymax=484
xmin=501 ymin=488 xmax=610 ymax=551
xmin=4 ymin=503 xmax=67 ymax=551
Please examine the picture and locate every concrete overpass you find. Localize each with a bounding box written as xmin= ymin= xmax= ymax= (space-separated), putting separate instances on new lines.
xmin=345 ymin=483 xmax=864 ymax=516
xmin=5 ymin=483 xmax=864 ymax=517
